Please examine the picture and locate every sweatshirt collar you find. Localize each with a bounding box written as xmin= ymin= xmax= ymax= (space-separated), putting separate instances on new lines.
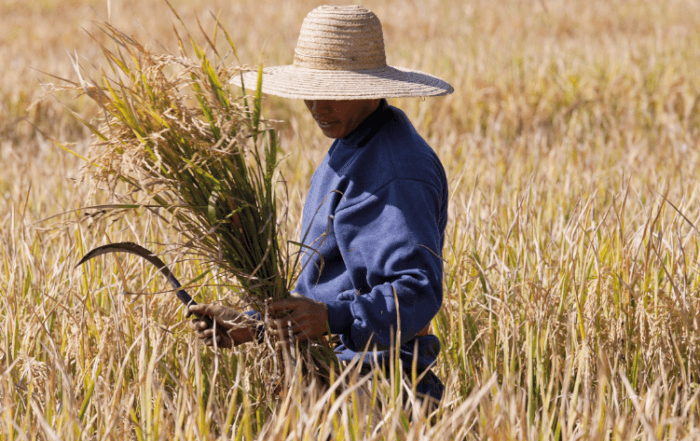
xmin=338 ymin=99 xmax=389 ymax=148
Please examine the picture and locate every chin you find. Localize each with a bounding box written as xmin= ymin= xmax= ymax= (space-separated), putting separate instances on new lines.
xmin=321 ymin=129 xmax=341 ymax=139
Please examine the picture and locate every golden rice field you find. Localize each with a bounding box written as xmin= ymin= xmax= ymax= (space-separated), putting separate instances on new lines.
xmin=3 ymin=0 xmax=700 ymax=439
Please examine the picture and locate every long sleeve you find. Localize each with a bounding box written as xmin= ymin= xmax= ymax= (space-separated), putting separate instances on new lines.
xmin=324 ymin=178 xmax=444 ymax=352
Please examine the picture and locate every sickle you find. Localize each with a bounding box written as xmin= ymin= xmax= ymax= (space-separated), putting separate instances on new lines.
xmin=76 ymin=242 xmax=213 ymax=328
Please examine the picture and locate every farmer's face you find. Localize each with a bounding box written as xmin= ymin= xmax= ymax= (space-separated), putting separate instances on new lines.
xmin=304 ymin=99 xmax=381 ymax=139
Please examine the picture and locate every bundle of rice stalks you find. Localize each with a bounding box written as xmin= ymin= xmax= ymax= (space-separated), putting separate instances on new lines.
xmin=61 ymin=19 xmax=288 ymax=305
xmin=53 ymin=10 xmax=338 ymax=384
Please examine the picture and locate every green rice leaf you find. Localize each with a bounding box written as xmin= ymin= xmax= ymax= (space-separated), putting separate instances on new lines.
xmin=252 ymin=62 xmax=263 ymax=134
xmin=57 ymin=15 xmax=337 ymax=387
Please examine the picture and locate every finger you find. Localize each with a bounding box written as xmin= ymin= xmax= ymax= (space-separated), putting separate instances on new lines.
xmin=271 ymin=317 xmax=302 ymax=328
xmin=188 ymin=319 xmax=208 ymax=331
xmin=294 ymin=330 xmax=310 ymax=341
xmin=189 ymin=306 xmax=236 ymax=331
xmin=272 ymin=329 xmax=298 ymax=343
xmin=188 ymin=304 xmax=206 ymax=315
xmin=274 ymin=339 xmax=292 ymax=350
xmin=219 ymin=335 xmax=233 ymax=349
xmin=188 ymin=306 xmax=214 ymax=325
xmin=189 ymin=303 xmax=226 ymax=317
xmin=293 ymin=323 xmax=314 ymax=340
xmin=196 ymin=326 xmax=219 ymax=338
xmin=269 ymin=318 xmax=286 ymax=329
xmin=267 ymin=299 xmax=300 ymax=312
xmin=267 ymin=321 xmax=288 ymax=336
xmin=267 ymin=324 xmax=283 ymax=337
xmin=268 ymin=324 xmax=293 ymax=339
xmin=206 ymin=334 xmax=234 ymax=349
xmin=203 ymin=331 xmax=222 ymax=343
xmin=269 ymin=322 xmax=305 ymax=340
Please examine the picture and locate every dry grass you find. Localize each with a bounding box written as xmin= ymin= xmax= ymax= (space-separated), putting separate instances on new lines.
xmin=3 ymin=0 xmax=700 ymax=439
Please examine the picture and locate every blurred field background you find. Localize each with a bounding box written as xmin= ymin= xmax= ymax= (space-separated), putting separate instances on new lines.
xmin=3 ymin=0 xmax=700 ymax=439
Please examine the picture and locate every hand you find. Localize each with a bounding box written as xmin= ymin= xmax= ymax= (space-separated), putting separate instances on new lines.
xmin=267 ymin=294 xmax=329 ymax=342
xmin=187 ymin=304 xmax=255 ymax=349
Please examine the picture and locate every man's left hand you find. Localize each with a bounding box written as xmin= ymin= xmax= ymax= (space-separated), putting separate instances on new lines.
xmin=267 ymin=293 xmax=329 ymax=342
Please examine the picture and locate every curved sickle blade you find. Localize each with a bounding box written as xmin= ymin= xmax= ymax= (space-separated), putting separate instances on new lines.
xmin=77 ymin=242 xmax=213 ymax=328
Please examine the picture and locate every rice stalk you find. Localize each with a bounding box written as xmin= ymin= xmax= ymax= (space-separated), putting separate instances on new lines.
xmin=54 ymin=16 xmax=339 ymax=385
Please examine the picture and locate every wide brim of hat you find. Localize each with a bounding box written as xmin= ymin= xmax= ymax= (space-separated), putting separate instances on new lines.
xmin=229 ymin=65 xmax=453 ymax=100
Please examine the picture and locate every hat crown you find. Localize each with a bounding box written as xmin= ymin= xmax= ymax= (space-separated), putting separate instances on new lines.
xmin=293 ymin=5 xmax=387 ymax=71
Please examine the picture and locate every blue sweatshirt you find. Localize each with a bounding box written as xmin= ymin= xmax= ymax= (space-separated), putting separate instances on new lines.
xmin=294 ymin=99 xmax=448 ymax=399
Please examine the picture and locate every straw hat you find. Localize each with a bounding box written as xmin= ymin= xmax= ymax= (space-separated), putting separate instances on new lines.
xmin=230 ymin=5 xmax=453 ymax=100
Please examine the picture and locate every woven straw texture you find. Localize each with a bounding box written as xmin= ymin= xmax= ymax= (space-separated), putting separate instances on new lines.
xmin=231 ymin=5 xmax=453 ymax=100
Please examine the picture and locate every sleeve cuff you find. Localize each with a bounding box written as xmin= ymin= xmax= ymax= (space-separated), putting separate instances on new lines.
xmin=325 ymin=300 xmax=355 ymax=335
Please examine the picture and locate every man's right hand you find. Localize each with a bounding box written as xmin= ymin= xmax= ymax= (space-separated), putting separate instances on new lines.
xmin=187 ymin=304 xmax=255 ymax=349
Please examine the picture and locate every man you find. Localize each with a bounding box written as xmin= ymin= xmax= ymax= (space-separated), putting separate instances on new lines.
xmin=188 ymin=4 xmax=453 ymax=403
